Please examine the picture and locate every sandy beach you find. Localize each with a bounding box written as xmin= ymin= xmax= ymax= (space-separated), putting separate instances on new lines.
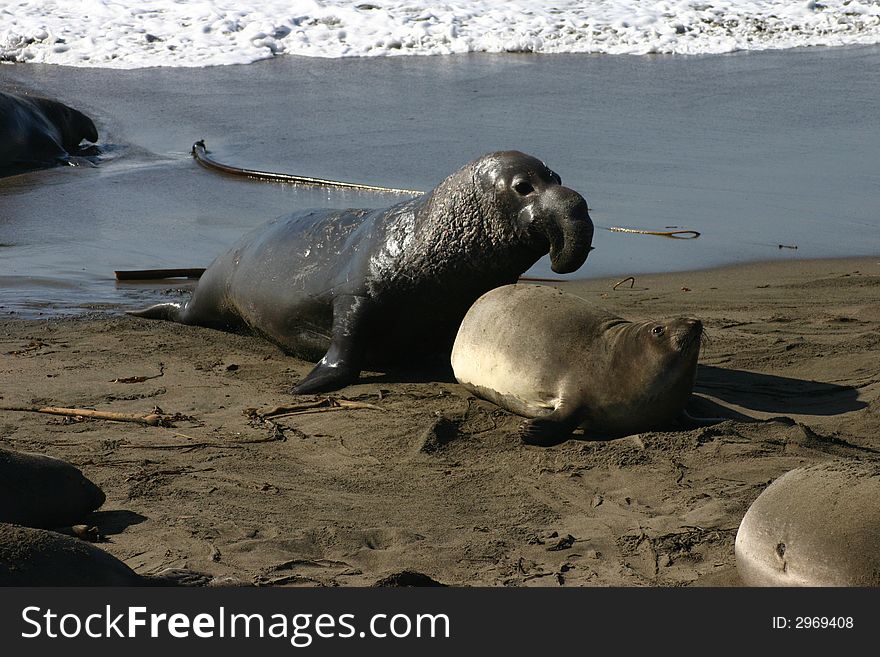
xmin=2 ymin=256 xmax=878 ymax=586
xmin=2 ymin=11 xmax=879 ymax=591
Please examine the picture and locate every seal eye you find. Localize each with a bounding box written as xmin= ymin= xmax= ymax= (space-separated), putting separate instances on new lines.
xmin=513 ymin=180 xmax=534 ymax=196
xmin=651 ymin=326 xmax=665 ymax=337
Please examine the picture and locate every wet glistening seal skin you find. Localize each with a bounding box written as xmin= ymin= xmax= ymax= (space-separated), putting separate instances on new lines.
xmin=0 ymin=91 xmax=98 ymax=168
xmin=130 ymin=151 xmax=594 ymax=393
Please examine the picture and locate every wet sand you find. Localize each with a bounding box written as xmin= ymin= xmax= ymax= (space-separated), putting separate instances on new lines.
xmin=2 ymin=256 xmax=878 ymax=586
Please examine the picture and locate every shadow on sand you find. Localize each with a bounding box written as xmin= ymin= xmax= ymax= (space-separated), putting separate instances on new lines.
xmin=88 ymin=509 xmax=149 ymax=536
xmin=694 ymin=364 xmax=867 ymax=416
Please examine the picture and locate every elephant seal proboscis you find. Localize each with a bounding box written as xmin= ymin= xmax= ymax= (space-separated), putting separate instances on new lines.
xmin=0 ymin=447 xmax=105 ymax=528
xmin=0 ymin=91 xmax=99 ymax=168
xmin=735 ymin=459 xmax=880 ymax=586
xmin=451 ymin=284 xmax=703 ymax=445
xmin=130 ymin=151 xmax=594 ymax=393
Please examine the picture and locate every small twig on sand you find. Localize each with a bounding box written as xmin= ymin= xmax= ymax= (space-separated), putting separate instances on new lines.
xmin=0 ymin=405 xmax=168 ymax=426
xmin=518 ymin=276 xmax=564 ymax=283
xmin=111 ymin=363 xmax=165 ymax=384
xmin=612 ymin=276 xmax=636 ymax=290
xmin=249 ymin=397 xmax=384 ymax=419
xmin=120 ymin=442 xmax=237 ymax=451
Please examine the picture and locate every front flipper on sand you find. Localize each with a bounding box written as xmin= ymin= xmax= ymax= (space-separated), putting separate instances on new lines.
xmin=293 ymin=359 xmax=361 ymax=394
xmin=519 ymin=404 xmax=583 ymax=447
xmin=127 ymin=302 xmax=184 ymax=322
xmin=292 ymin=294 xmax=371 ymax=395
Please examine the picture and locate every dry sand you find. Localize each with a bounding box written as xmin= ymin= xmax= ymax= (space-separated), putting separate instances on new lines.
xmin=1 ymin=256 xmax=879 ymax=587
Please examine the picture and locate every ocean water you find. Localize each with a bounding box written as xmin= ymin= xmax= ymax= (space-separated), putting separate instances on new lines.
xmin=0 ymin=4 xmax=878 ymax=317
xmin=2 ymin=1 xmax=880 ymax=67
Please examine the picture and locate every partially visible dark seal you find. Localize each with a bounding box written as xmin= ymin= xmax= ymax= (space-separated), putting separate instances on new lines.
xmin=0 ymin=91 xmax=98 ymax=168
xmin=0 ymin=523 xmax=142 ymax=586
xmin=131 ymin=151 xmax=594 ymax=393
xmin=451 ymin=284 xmax=703 ymax=445
xmin=0 ymin=447 xmax=105 ymax=528
xmin=735 ymin=459 xmax=880 ymax=586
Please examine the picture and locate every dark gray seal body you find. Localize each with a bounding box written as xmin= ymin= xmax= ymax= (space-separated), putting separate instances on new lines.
xmin=131 ymin=151 xmax=594 ymax=393
xmin=735 ymin=459 xmax=880 ymax=587
xmin=0 ymin=447 xmax=105 ymax=528
xmin=451 ymin=284 xmax=702 ymax=445
xmin=0 ymin=91 xmax=98 ymax=168
xmin=0 ymin=523 xmax=143 ymax=586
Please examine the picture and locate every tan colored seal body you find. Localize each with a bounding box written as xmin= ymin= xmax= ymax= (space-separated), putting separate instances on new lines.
xmin=735 ymin=460 xmax=880 ymax=587
xmin=0 ymin=447 xmax=105 ymax=528
xmin=451 ymin=284 xmax=702 ymax=444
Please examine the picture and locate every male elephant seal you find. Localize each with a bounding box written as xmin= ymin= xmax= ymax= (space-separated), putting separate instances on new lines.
xmin=451 ymin=284 xmax=703 ymax=445
xmin=0 ymin=91 xmax=99 ymax=168
xmin=0 ymin=447 xmax=105 ymax=528
xmin=0 ymin=523 xmax=143 ymax=586
xmin=735 ymin=459 xmax=880 ymax=587
xmin=131 ymin=151 xmax=594 ymax=393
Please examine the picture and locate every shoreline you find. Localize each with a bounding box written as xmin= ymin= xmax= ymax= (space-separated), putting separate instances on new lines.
xmin=3 ymin=253 xmax=874 ymax=320
xmin=2 ymin=256 xmax=878 ymax=586
xmin=3 ymin=46 xmax=880 ymax=318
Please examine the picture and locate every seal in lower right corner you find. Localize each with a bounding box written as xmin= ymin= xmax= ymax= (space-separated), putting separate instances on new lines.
xmin=735 ymin=459 xmax=880 ymax=586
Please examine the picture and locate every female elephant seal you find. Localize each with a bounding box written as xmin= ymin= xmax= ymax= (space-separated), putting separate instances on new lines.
xmin=0 ymin=447 xmax=105 ymax=528
xmin=451 ymin=284 xmax=703 ymax=445
xmin=735 ymin=459 xmax=880 ymax=586
xmin=131 ymin=151 xmax=594 ymax=393
xmin=0 ymin=91 xmax=98 ymax=168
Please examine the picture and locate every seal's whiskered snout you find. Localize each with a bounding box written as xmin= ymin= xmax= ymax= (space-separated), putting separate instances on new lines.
xmin=671 ymin=318 xmax=703 ymax=352
xmin=700 ymin=328 xmax=711 ymax=349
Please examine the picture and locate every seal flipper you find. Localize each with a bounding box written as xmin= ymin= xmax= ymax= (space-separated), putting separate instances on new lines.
xmin=292 ymin=295 xmax=372 ymax=394
xmin=519 ymin=403 xmax=583 ymax=447
xmin=127 ymin=302 xmax=184 ymax=322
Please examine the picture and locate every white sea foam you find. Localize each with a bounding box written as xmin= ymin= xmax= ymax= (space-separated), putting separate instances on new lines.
xmin=2 ymin=1 xmax=880 ymax=68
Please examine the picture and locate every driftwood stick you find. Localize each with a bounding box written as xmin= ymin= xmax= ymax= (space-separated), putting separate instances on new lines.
xmin=115 ymin=268 xmax=206 ymax=281
xmin=0 ymin=405 xmax=164 ymax=426
xmin=605 ymin=226 xmax=700 ymax=239
xmin=612 ymin=276 xmax=636 ymax=290
xmin=518 ymin=276 xmax=565 ymax=283
xmin=252 ymin=398 xmax=384 ymax=419
xmin=119 ymin=442 xmax=235 ymax=450
xmin=192 ymin=140 xmax=423 ymax=195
